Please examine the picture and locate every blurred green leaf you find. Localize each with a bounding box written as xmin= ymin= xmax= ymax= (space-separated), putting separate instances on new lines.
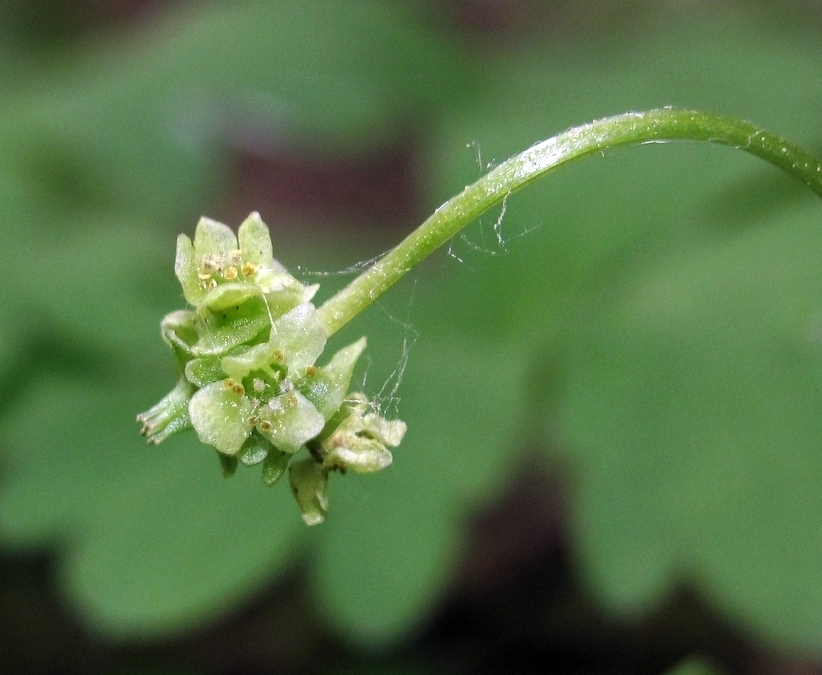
xmin=558 ymin=204 xmax=822 ymax=649
xmin=3 ymin=2 xmax=822 ymax=653
xmin=0 ymin=372 xmax=307 ymax=637
xmin=423 ymin=11 xmax=822 ymax=651
xmin=0 ymin=0 xmax=465 ymax=225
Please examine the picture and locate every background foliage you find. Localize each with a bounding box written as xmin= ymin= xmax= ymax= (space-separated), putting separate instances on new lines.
xmin=2 ymin=1 xmax=822 ymax=672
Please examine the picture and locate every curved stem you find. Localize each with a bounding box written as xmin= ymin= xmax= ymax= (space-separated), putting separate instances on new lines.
xmin=317 ymin=108 xmax=822 ymax=336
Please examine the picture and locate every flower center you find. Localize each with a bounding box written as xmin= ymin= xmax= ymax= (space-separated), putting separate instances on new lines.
xmin=198 ymin=250 xmax=259 ymax=291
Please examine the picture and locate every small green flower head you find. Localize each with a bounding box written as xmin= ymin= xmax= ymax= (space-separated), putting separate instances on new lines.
xmin=138 ymin=213 xmax=406 ymax=525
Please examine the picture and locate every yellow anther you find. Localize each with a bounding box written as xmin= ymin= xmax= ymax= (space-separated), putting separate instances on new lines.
xmin=198 ymin=272 xmax=212 ymax=281
xmin=242 ymin=262 xmax=258 ymax=277
xmin=305 ymin=365 xmax=317 ymax=378
xmin=223 ymin=266 xmax=238 ymax=280
xmin=273 ymin=349 xmax=284 ymax=362
xmin=259 ymin=420 xmax=273 ymax=432
xmin=223 ymin=378 xmax=245 ymax=396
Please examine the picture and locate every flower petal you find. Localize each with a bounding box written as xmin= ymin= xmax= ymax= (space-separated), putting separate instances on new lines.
xmin=363 ymin=413 xmax=408 ymax=447
xmin=257 ymin=391 xmax=325 ymax=454
xmin=199 ymin=282 xmax=260 ymax=314
xmin=257 ymin=272 xmax=318 ymax=317
xmin=301 ymin=337 xmax=367 ymax=419
xmin=221 ymin=342 xmax=274 ymax=381
xmin=193 ymin=297 xmax=270 ymax=356
xmin=237 ymin=212 xmax=282 ymax=270
xmin=193 ymin=216 xmax=237 ymax=258
xmin=184 ymin=356 xmax=225 ymax=387
xmin=188 ymin=381 xmax=252 ymax=455
xmin=269 ymin=303 xmax=326 ymax=373
xmin=174 ymin=234 xmax=203 ymax=306
xmin=318 ymin=394 xmax=406 ymax=474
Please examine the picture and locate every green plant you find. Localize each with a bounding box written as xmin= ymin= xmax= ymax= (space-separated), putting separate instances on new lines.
xmin=5 ymin=4 xmax=822 ymax=659
xmin=140 ymin=108 xmax=822 ymax=525
xmin=138 ymin=212 xmax=406 ymax=525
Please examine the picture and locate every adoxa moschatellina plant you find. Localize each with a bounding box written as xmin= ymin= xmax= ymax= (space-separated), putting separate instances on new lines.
xmin=138 ymin=212 xmax=406 ymax=525
xmin=139 ymin=108 xmax=822 ymax=524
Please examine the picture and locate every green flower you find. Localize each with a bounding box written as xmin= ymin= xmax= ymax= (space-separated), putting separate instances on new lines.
xmin=173 ymin=212 xmax=319 ymax=356
xmin=139 ymin=213 xmax=406 ymax=524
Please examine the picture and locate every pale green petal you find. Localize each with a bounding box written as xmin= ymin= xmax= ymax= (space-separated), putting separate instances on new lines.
xmin=301 ymin=283 xmax=320 ymax=303
xmin=184 ymin=356 xmax=225 ymax=387
xmin=255 ymin=269 xmax=304 ymax=295
xmin=188 ymin=381 xmax=253 ymax=455
xmin=219 ymin=302 xmax=327 ymax=378
xmin=221 ymin=342 xmax=274 ymax=381
xmin=174 ymin=234 xmax=203 ymax=306
xmin=302 ymin=337 xmax=367 ymax=419
xmin=270 ymin=303 xmax=326 ymax=373
xmin=193 ymin=298 xmax=270 ymax=356
xmin=193 ymin=216 xmax=238 ymax=258
xmin=288 ymin=459 xmax=328 ymax=526
xmin=256 ymin=391 xmax=325 ymax=454
xmin=323 ymin=438 xmax=393 ymax=474
xmin=198 ymin=282 xmax=260 ymax=313
xmin=237 ymin=212 xmax=280 ymax=269
xmin=263 ymin=284 xmax=319 ymax=320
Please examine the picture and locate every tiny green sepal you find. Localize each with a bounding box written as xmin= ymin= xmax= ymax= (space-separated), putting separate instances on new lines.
xmin=139 ymin=213 xmax=406 ymax=524
xmin=217 ymin=452 xmax=239 ymax=478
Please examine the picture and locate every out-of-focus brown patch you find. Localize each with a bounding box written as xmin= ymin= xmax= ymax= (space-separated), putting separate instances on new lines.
xmin=228 ymin=134 xmax=423 ymax=236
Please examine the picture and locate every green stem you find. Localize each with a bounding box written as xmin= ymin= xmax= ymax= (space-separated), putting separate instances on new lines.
xmin=317 ymin=108 xmax=822 ymax=336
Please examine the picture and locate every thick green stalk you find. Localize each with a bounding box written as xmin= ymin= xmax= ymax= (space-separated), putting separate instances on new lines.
xmin=317 ymin=108 xmax=822 ymax=336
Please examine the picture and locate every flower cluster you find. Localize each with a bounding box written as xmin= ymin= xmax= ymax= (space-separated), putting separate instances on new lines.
xmin=137 ymin=213 xmax=405 ymax=524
